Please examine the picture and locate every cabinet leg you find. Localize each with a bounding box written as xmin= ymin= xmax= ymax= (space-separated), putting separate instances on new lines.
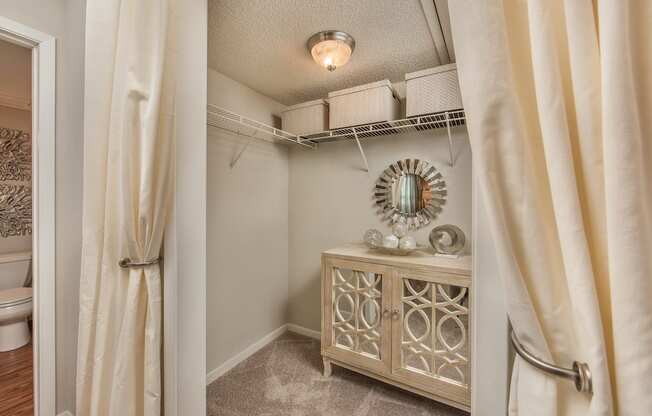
xmin=323 ymin=357 xmax=332 ymax=378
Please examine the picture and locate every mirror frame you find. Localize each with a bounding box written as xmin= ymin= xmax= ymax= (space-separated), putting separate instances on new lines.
xmin=374 ymin=159 xmax=447 ymax=229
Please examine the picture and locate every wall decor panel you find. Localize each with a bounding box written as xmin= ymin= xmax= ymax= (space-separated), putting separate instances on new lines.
xmin=0 ymin=127 xmax=31 ymax=238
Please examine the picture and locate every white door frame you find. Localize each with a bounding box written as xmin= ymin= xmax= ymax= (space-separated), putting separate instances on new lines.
xmin=163 ymin=1 xmax=207 ymax=415
xmin=0 ymin=16 xmax=56 ymax=416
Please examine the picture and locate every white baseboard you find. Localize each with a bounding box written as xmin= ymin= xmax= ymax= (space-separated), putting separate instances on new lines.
xmin=286 ymin=323 xmax=320 ymax=340
xmin=206 ymin=324 xmax=288 ymax=385
xmin=57 ymin=411 xmax=73 ymax=416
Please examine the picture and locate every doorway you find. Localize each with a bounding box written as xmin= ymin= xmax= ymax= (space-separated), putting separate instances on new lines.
xmin=0 ymin=16 xmax=56 ymax=416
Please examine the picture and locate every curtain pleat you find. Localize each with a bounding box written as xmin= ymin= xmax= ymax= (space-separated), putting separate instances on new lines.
xmin=76 ymin=0 xmax=176 ymax=414
xmin=449 ymin=1 xmax=652 ymax=415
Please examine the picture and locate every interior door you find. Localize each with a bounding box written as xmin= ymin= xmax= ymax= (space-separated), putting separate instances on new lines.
xmin=322 ymin=257 xmax=393 ymax=375
xmin=391 ymin=269 xmax=472 ymax=407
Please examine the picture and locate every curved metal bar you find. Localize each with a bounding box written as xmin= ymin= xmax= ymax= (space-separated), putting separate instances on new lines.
xmin=510 ymin=330 xmax=592 ymax=394
xmin=118 ymin=257 xmax=161 ymax=269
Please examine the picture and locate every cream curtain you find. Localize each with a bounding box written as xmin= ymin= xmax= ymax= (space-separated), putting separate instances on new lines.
xmin=76 ymin=0 xmax=176 ymax=414
xmin=449 ymin=1 xmax=652 ymax=415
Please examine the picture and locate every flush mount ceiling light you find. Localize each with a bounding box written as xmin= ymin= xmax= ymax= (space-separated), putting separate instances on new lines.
xmin=307 ymin=30 xmax=355 ymax=72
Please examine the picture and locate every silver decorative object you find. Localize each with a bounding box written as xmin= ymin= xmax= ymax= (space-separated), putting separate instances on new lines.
xmin=364 ymin=228 xmax=420 ymax=256
xmin=372 ymin=245 xmax=421 ymax=256
xmin=374 ymin=159 xmax=446 ymax=229
xmin=429 ymin=224 xmax=465 ymax=255
xmin=363 ymin=228 xmax=383 ymax=248
xmin=0 ymin=184 xmax=32 ymax=237
xmin=391 ymin=221 xmax=408 ymax=238
xmin=0 ymin=128 xmax=31 ymax=182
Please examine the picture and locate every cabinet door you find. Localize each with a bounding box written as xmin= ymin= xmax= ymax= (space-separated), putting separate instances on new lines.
xmin=322 ymin=257 xmax=392 ymax=375
xmin=391 ymin=270 xmax=471 ymax=407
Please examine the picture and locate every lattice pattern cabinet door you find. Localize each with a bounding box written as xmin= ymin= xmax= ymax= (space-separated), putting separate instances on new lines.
xmin=321 ymin=258 xmax=393 ymax=375
xmin=391 ymin=271 xmax=471 ymax=407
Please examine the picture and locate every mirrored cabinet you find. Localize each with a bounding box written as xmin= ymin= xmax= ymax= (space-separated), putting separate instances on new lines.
xmin=321 ymin=244 xmax=472 ymax=411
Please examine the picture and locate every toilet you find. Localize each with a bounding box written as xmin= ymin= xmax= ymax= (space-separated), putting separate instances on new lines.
xmin=0 ymin=252 xmax=32 ymax=352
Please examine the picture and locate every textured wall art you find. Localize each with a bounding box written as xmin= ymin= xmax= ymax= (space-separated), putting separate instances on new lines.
xmin=0 ymin=184 xmax=32 ymax=237
xmin=0 ymin=127 xmax=32 ymax=238
xmin=0 ymin=127 xmax=32 ymax=182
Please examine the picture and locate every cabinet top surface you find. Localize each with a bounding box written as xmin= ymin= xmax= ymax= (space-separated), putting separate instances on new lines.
xmin=323 ymin=243 xmax=471 ymax=276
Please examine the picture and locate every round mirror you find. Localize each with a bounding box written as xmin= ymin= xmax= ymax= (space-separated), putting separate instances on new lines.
xmin=374 ymin=159 xmax=446 ymax=229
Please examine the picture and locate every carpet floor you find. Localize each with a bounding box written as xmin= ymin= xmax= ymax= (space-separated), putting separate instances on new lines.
xmin=207 ymin=332 xmax=469 ymax=416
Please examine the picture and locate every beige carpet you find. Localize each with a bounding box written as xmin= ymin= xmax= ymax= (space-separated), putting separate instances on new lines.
xmin=207 ymin=332 xmax=469 ymax=416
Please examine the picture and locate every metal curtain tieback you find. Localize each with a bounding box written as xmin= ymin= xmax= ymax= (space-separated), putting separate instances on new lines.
xmin=118 ymin=257 xmax=162 ymax=268
xmin=510 ymin=330 xmax=593 ymax=394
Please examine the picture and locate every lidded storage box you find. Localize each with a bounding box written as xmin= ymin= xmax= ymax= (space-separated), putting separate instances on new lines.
xmin=405 ymin=63 xmax=462 ymax=117
xmin=328 ymin=80 xmax=400 ymax=129
xmin=281 ymin=99 xmax=329 ymax=136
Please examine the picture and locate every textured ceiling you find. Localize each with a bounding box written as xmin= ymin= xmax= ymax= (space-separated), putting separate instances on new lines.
xmin=208 ymin=0 xmax=445 ymax=105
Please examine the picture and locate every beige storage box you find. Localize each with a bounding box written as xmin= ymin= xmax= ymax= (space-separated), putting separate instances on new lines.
xmin=281 ymin=99 xmax=329 ymax=136
xmin=328 ymin=80 xmax=400 ymax=129
xmin=405 ymin=64 xmax=463 ymax=117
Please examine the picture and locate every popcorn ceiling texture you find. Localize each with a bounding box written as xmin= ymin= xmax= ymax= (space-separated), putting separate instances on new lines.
xmin=208 ymin=0 xmax=442 ymax=105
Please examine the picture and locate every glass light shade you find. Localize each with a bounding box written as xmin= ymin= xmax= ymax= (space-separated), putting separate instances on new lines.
xmin=307 ymin=31 xmax=355 ymax=72
xmin=311 ymin=40 xmax=352 ymax=71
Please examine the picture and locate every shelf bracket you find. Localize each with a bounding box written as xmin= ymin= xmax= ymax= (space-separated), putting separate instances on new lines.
xmin=353 ymin=131 xmax=370 ymax=172
xmin=230 ymin=129 xmax=258 ymax=168
xmin=445 ymin=111 xmax=454 ymax=167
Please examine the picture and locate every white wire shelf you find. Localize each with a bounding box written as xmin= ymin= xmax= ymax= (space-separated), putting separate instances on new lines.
xmin=299 ymin=109 xmax=466 ymax=169
xmin=206 ymin=104 xmax=466 ymax=169
xmin=207 ymin=104 xmax=316 ymax=149
xmin=297 ymin=109 xmax=466 ymax=145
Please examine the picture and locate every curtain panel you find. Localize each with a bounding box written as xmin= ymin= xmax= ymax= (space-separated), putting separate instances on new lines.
xmin=76 ymin=0 xmax=176 ymax=414
xmin=449 ymin=1 xmax=652 ymax=415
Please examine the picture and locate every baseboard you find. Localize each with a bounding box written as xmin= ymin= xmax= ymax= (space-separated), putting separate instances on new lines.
xmin=286 ymin=323 xmax=321 ymax=340
xmin=206 ymin=324 xmax=288 ymax=385
xmin=57 ymin=411 xmax=74 ymax=416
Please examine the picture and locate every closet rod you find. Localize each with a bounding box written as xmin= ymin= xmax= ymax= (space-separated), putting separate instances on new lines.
xmin=510 ymin=330 xmax=592 ymax=394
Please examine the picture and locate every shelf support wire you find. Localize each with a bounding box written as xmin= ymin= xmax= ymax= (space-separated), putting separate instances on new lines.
xmin=230 ymin=137 xmax=253 ymax=168
xmin=446 ymin=111 xmax=454 ymax=167
xmin=230 ymin=123 xmax=258 ymax=168
xmin=352 ymin=131 xmax=370 ymax=172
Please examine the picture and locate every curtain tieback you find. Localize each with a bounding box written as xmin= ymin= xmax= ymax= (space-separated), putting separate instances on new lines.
xmin=118 ymin=257 xmax=162 ymax=268
xmin=510 ymin=330 xmax=593 ymax=394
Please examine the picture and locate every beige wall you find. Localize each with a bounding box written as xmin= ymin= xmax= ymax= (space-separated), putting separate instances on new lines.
xmin=0 ymin=1 xmax=85 ymax=412
xmin=288 ymin=127 xmax=472 ymax=331
xmin=206 ymin=69 xmax=289 ymax=373
xmin=0 ymin=39 xmax=31 ymax=104
xmin=0 ymin=106 xmax=32 ymax=254
xmin=205 ymin=68 xmax=473 ymax=360
xmin=0 ymin=39 xmax=32 ymax=255
xmin=0 ymin=107 xmax=30 ymax=132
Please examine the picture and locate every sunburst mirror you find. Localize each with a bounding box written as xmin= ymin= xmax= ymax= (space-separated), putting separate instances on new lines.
xmin=374 ymin=159 xmax=446 ymax=229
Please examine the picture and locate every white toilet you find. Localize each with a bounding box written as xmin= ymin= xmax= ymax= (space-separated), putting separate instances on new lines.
xmin=0 ymin=252 xmax=32 ymax=352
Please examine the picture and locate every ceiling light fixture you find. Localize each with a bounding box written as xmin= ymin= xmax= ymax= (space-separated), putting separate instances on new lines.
xmin=307 ymin=30 xmax=355 ymax=72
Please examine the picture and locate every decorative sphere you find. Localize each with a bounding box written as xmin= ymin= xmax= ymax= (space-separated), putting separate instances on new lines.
xmin=392 ymin=221 xmax=409 ymax=238
xmin=383 ymin=235 xmax=400 ymax=249
xmin=363 ymin=229 xmax=383 ymax=248
xmin=399 ymin=236 xmax=416 ymax=249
